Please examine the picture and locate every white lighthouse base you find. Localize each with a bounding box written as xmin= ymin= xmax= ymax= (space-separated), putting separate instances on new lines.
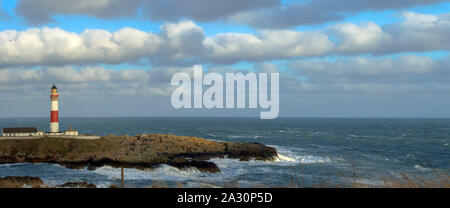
xmin=50 ymin=122 xmax=59 ymax=133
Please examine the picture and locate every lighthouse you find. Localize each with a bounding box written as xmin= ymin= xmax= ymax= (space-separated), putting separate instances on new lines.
xmin=47 ymin=84 xmax=79 ymax=136
xmin=1 ymin=84 xmax=86 ymax=138
xmin=50 ymin=84 xmax=59 ymax=133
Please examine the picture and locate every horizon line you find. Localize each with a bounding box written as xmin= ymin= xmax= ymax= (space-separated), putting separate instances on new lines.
xmin=1 ymin=116 xmax=450 ymax=119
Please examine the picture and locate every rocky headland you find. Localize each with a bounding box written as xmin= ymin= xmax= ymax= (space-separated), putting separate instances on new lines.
xmin=0 ymin=134 xmax=277 ymax=173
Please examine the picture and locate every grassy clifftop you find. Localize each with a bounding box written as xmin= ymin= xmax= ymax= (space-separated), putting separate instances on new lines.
xmin=0 ymin=134 xmax=277 ymax=172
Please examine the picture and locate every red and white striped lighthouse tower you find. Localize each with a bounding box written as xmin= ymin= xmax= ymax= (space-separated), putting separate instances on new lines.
xmin=50 ymin=84 xmax=59 ymax=133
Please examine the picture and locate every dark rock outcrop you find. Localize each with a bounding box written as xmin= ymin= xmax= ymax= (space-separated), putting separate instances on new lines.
xmin=57 ymin=182 xmax=97 ymax=188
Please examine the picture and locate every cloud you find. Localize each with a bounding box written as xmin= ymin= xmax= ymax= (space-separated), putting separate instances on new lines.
xmin=15 ymin=0 xmax=279 ymax=25
xmin=0 ymin=27 xmax=162 ymax=67
xmin=0 ymin=13 xmax=449 ymax=67
xmin=151 ymin=21 xmax=208 ymax=65
xmin=229 ymin=0 xmax=447 ymax=29
xmin=271 ymin=54 xmax=450 ymax=117
xmin=332 ymin=12 xmax=450 ymax=55
xmin=0 ymin=21 xmax=334 ymax=67
xmin=331 ymin=22 xmax=390 ymax=54
xmin=287 ymin=55 xmax=450 ymax=93
xmin=0 ymin=65 xmax=189 ymax=117
xmin=204 ymin=30 xmax=334 ymax=64
xmin=0 ymin=66 xmax=179 ymax=100
xmin=1 ymin=56 xmax=450 ymax=117
xmin=378 ymin=12 xmax=450 ymax=54
xmin=402 ymin=11 xmax=439 ymax=28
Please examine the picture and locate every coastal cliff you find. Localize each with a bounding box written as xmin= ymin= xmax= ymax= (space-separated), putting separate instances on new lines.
xmin=0 ymin=134 xmax=277 ymax=172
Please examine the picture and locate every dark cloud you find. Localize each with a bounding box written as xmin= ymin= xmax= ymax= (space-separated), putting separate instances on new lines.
xmin=230 ymin=0 xmax=447 ymax=28
xmin=15 ymin=0 xmax=279 ymax=25
xmin=142 ymin=0 xmax=279 ymax=22
xmin=16 ymin=0 xmax=142 ymax=25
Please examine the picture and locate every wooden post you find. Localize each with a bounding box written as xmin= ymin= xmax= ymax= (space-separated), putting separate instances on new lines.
xmin=121 ymin=167 xmax=125 ymax=188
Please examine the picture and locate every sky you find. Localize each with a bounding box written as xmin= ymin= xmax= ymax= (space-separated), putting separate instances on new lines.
xmin=0 ymin=0 xmax=449 ymax=118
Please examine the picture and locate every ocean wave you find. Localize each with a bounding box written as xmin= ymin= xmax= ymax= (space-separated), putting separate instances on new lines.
xmin=226 ymin=135 xmax=265 ymax=139
xmin=184 ymin=181 xmax=222 ymax=188
xmin=86 ymin=153 xmax=349 ymax=187
xmin=269 ymin=145 xmax=332 ymax=165
xmin=92 ymin=156 xmax=300 ymax=184
xmin=89 ymin=159 xmax=254 ymax=186
xmin=353 ymin=178 xmax=385 ymax=187
xmin=414 ymin=165 xmax=431 ymax=171
xmin=299 ymin=155 xmax=331 ymax=164
xmin=96 ymin=182 xmax=114 ymax=188
xmin=93 ymin=165 xmax=203 ymax=181
xmin=0 ymin=163 xmax=33 ymax=168
xmin=227 ymin=135 xmax=246 ymax=139
xmin=276 ymin=154 xmax=296 ymax=162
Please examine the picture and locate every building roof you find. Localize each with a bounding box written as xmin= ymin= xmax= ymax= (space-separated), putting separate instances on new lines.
xmin=3 ymin=127 xmax=38 ymax=133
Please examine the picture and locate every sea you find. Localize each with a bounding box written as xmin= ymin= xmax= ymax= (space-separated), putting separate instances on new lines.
xmin=0 ymin=117 xmax=448 ymax=188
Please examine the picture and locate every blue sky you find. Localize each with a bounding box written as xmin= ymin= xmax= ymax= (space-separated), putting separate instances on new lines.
xmin=0 ymin=0 xmax=449 ymax=118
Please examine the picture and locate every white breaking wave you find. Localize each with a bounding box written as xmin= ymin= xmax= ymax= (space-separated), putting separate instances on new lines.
xmin=275 ymin=153 xmax=331 ymax=164
xmin=90 ymin=160 xmax=251 ymax=187
xmin=414 ymin=165 xmax=431 ymax=171
xmin=298 ymin=155 xmax=331 ymax=164
xmin=276 ymin=154 xmax=297 ymax=162
xmin=93 ymin=165 xmax=203 ymax=181
xmin=269 ymin=145 xmax=332 ymax=165
xmin=226 ymin=134 xmax=263 ymax=139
